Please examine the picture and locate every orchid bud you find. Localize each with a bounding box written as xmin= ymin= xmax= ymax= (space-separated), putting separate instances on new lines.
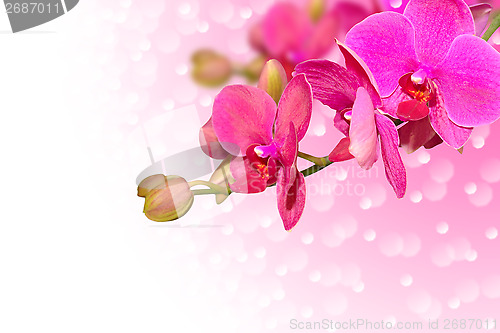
xmin=191 ymin=49 xmax=232 ymax=87
xmin=307 ymin=0 xmax=326 ymax=22
xmin=209 ymin=157 xmax=233 ymax=204
xmin=240 ymin=55 xmax=266 ymax=83
xmin=137 ymin=174 xmax=165 ymax=197
xmin=258 ymin=59 xmax=288 ymax=105
xmin=138 ymin=175 xmax=194 ymax=222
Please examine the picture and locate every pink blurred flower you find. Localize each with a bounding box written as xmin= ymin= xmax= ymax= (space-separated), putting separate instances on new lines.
xmin=208 ymin=74 xmax=313 ymax=230
xmin=346 ymin=0 xmax=500 ymax=151
xmin=249 ymin=1 xmax=372 ymax=78
xmin=295 ymin=43 xmax=407 ymax=198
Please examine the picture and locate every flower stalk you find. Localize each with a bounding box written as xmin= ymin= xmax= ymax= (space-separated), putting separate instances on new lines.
xmin=482 ymin=11 xmax=500 ymax=42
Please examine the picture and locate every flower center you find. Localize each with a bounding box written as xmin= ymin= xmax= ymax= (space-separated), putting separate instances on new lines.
xmin=246 ymin=144 xmax=278 ymax=183
xmin=399 ymin=70 xmax=434 ymax=103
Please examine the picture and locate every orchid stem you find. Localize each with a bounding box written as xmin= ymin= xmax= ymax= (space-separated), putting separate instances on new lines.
xmin=192 ymin=189 xmax=218 ymax=196
xmin=297 ymin=151 xmax=330 ymax=167
xmin=483 ymin=11 xmax=500 ymax=42
xmin=188 ymin=180 xmax=229 ymax=195
xmin=299 ymin=161 xmax=334 ymax=178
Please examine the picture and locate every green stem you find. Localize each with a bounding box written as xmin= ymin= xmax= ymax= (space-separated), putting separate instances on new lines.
xmin=188 ymin=180 xmax=229 ymax=195
xmin=297 ymin=151 xmax=330 ymax=167
xmin=192 ymin=189 xmax=218 ymax=196
xmin=483 ymin=11 xmax=500 ymax=42
xmin=299 ymin=161 xmax=333 ymax=178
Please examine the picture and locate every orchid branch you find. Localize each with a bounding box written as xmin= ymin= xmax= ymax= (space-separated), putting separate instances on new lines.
xmin=297 ymin=151 xmax=330 ymax=166
xmin=483 ymin=11 xmax=500 ymax=42
xmin=188 ymin=180 xmax=229 ymax=194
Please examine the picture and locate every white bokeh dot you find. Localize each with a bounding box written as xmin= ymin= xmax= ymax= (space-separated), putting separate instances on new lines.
xmin=436 ymin=222 xmax=449 ymax=235
xmin=240 ymin=6 xmax=253 ymax=19
xmin=464 ymin=182 xmax=477 ymax=195
xmin=309 ymin=270 xmax=321 ymax=283
xmin=472 ymin=136 xmax=485 ymax=149
xmin=448 ymin=297 xmax=461 ymax=309
xmin=301 ymin=232 xmax=314 ymax=245
xmin=401 ymin=274 xmax=413 ymax=287
xmin=417 ymin=150 xmax=431 ymax=164
xmin=410 ymin=190 xmax=423 ymax=203
xmin=364 ymin=229 xmax=376 ymax=242
xmin=390 ymin=0 xmax=403 ymax=8
xmin=275 ymin=265 xmax=287 ymax=277
xmin=486 ymin=227 xmax=498 ymax=240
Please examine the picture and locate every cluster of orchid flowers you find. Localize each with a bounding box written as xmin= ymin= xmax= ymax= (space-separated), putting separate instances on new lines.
xmin=138 ymin=0 xmax=500 ymax=231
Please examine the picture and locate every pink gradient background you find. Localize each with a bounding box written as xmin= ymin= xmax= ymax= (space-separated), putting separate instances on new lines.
xmin=103 ymin=0 xmax=500 ymax=331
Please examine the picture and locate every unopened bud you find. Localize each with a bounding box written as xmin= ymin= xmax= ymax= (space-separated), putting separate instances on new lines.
xmin=137 ymin=174 xmax=165 ymax=197
xmin=258 ymin=59 xmax=288 ymax=105
xmin=240 ymin=55 xmax=266 ymax=83
xmin=308 ymin=0 xmax=326 ymax=22
xmin=191 ymin=49 xmax=233 ymax=87
xmin=138 ymin=175 xmax=194 ymax=222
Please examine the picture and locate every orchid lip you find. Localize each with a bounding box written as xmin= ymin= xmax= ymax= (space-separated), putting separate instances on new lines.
xmin=254 ymin=143 xmax=279 ymax=159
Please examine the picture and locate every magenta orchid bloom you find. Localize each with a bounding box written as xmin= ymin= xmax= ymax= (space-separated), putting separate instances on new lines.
xmin=249 ymin=1 xmax=371 ymax=78
xmin=210 ymin=74 xmax=313 ymax=231
xmin=345 ymin=0 xmax=500 ymax=151
xmin=295 ymin=43 xmax=406 ymax=198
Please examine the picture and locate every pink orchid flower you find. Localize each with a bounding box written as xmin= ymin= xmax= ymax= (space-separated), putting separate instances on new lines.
xmin=208 ymin=74 xmax=313 ymax=231
xmin=249 ymin=1 xmax=372 ymax=78
xmin=295 ymin=43 xmax=407 ymax=198
xmin=345 ymin=0 xmax=500 ymax=151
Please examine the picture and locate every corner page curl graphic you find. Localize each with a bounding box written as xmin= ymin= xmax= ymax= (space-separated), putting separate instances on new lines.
xmin=4 ymin=0 xmax=79 ymax=33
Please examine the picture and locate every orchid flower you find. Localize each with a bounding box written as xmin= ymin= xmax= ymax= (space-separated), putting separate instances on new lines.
xmin=295 ymin=43 xmax=406 ymax=198
xmin=345 ymin=0 xmax=500 ymax=152
xmin=208 ymin=74 xmax=312 ymax=230
xmin=249 ymin=0 xmax=372 ymax=78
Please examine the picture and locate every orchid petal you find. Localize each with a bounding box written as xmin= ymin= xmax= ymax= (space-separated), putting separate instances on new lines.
xmin=382 ymin=86 xmax=412 ymax=118
xmin=337 ymin=41 xmax=381 ymax=107
xmin=396 ymin=100 xmax=430 ymax=121
xmin=345 ymin=12 xmax=419 ymax=96
xmin=294 ymin=59 xmax=360 ymax=111
xmin=275 ymin=74 xmax=313 ymax=142
xmin=262 ymin=3 xmax=313 ymax=58
xmin=277 ymin=168 xmax=306 ymax=231
xmin=212 ymin=85 xmax=276 ymax=155
xmin=404 ymin=0 xmax=475 ymax=67
xmin=375 ymin=114 xmax=407 ymax=198
xmin=428 ymin=82 xmax=473 ymax=149
xmin=423 ymin=134 xmax=443 ymax=150
xmin=349 ymin=87 xmax=378 ymax=169
xmin=470 ymin=3 xmax=493 ymax=36
xmin=277 ymin=122 xmax=298 ymax=188
xmin=329 ymin=137 xmax=355 ymax=162
xmin=398 ymin=117 xmax=438 ymax=154
xmin=433 ymin=34 xmax=500 ymax=127
xmin=199 ymin=117 xmax=230 ymax=159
